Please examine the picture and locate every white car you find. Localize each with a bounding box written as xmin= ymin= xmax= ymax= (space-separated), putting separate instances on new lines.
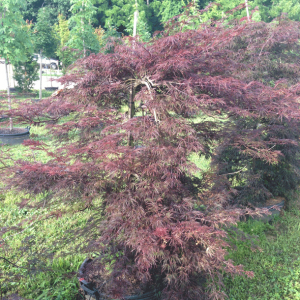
xmin=33 ymin=53 xmax=60 ymax=70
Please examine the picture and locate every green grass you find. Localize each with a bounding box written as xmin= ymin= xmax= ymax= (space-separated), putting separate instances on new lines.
xmin=0 ymin=113 xmax=93 ymax=299
xmin=223 ymin=196 xmax=300 ymax=300
xmin=0 ymin=127 xmax=99 ymax=299
xmin=0 ymin=190 xmax=95 ymax=299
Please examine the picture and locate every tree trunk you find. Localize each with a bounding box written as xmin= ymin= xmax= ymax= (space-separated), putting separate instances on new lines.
xmin=4 ymin=59 xmax=13 ymax=131
xmin=245 ymin=0 xmax=250 ymax=21
xmin=81 ymin=17 xmax=86 ymax=57
xmin=81 ymin=1 xmax=86 ymax=57
xmin=39 ymin=49 xmax=42 ymax=100
xmin=128 ymin=3 xmax=138 ymax=146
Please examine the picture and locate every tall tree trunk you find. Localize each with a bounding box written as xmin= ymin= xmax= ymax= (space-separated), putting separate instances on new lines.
xmin=39 ymin=49 xmax=42 ymax=100
xmin=4 ymin=59 xmax=13 ymax=131
xmin=81 ymin=17 xmax=86 ymax=57
xmin=245 ymin=0 xmax=250 ymax=21
xmin=147 ymin=0 xmax=149 ymax=6
xmin=128 ymin=3 xmax=138 ymax=146
xmin=81 ymin=1 xmax=86 ymax=57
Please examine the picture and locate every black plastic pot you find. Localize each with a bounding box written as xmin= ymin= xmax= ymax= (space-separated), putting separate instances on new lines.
xmin=0 ymin=127 xmax=30 ymax=146
xmin=45 ymin=87 xmax=59 ymax=91
xmin=78 ymin=259 xmax=161 ymax=300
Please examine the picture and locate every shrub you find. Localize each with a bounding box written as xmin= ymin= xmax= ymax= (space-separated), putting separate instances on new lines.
xmin=12 ymin=54 xmax=39 ymax=92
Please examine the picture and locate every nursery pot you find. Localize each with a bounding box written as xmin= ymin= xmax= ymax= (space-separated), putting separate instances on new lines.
xmin=78 ymin=258 xmax=161 ymax=300
xmin=0 ymin=127 xmax=30 ymax=146
xmin=45 ymin=87 xmax=58 ymax=91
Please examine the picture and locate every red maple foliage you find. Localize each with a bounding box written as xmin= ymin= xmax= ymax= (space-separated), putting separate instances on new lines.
xmin=1 ymin=9 xmax=300 ymax=300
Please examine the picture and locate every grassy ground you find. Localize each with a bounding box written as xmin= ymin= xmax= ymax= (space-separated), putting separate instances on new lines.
xmin=0 ymin=119 xmax=100 ymax=299
xmin=2 ymin=101 xmax=300 ymax=299
xmin=223 ymin=195 xmax=300 ymax=300
xmin=0 ymin=93 xmax=88 ymax=299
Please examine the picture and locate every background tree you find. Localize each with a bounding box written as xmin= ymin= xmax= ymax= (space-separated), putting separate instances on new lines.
xmin=199 ymin=0 xmax=261 ymax=23
xmin=12 ymin=55 xmax=39 ymax=92
xmin=104 ymin=0 xmax=151 ymax=34
xmin=125 ymin=1 xmax=152 ymax=42
xmin=94 ymin=25 xmax=105 ymax=47
xmin=151 ymin=0 xmax=189 ymax=24
xmin=12 ymin=20 xmax=39 ymax=92
xmin=54 ymin=14 xmax=75 ymax=71
xmin=33 ymin=7 xmax=58 ymax=100
xmin=0 ymin=0 xmax=33 ymax=130
xmin=269 ymin=0 xmax=300 ymax=22
xmin=68 ymin=0 xmax=100 ymax=57
xmin=21 ymin=0 xmax=72 ymax=25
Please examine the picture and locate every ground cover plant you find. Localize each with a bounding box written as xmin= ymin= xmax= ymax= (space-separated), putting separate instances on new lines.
xmin=1 ymin=5 xmax=300 ymax=300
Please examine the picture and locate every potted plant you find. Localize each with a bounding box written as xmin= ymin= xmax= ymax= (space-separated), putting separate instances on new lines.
xmin=0 ymin=0 xmax=32 ymax=145
xmin=78 ymin=258 xmax=162 ymax=300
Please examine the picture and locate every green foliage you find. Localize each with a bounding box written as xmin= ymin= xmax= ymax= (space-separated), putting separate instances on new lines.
xmin=104 ymin=0 xmax=148 ymax=30
xmin=151 ymin=0 xmax=188 ymax=24
xmin=94 ymin=25 xmax=105 ymax=46
xmin=0 ymin=0 xmax=33 ymax=64
xmin=68 ymin=0 xmax=100 ymax=56
xmin=269 ymin=0 xmax=300 ymax=22
xmin=198 ymin=0 xmax=253 ymax=22
xmin=33 ymin=8 xmax=58 ymax=58
xmin=125 ymin=9 xmax=151 ymax=42
xmin=21 ymin=0 xmax=72 ymax=25
xmin=12 ymin=54 xmax=39 ymax=92
xmin=54 ymin=14 xmax=75 ymax=70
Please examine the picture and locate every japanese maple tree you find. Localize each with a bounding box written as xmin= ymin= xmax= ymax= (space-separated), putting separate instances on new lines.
xmin=1 ymin=5 xmax=300 ymax=300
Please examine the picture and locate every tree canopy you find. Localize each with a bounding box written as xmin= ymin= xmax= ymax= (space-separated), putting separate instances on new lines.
xmin=0 ymin=0 xmax=33 ymax=64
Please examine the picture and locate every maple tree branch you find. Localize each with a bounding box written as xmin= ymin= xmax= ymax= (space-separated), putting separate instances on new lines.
xmin=222 ymin=166 xmax=247 ymax=175
xmin=0 ymin=256 xmax=33 ymax=270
